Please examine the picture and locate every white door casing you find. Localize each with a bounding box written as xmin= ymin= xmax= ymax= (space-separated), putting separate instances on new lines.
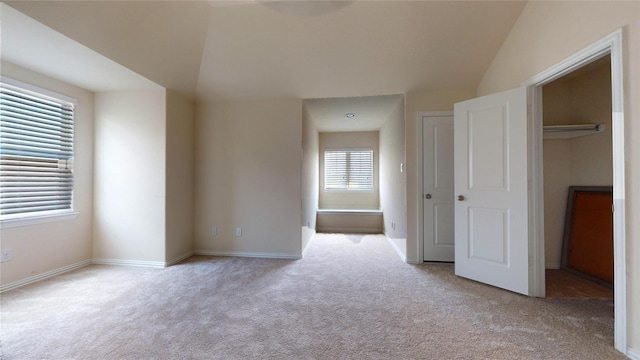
xmin=454 ymin=87 xmax=530 ymax=296
xmin=522 ymin=29 xmax=625 ymax=353
xmin=422 ymin=115 xmax=455 ymax=262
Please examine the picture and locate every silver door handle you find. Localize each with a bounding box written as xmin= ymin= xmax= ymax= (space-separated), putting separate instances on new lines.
xmin=425 ymin=194 xmax=432 ymax=199
xmin=457 ymin=195 xmax=465 ymax=201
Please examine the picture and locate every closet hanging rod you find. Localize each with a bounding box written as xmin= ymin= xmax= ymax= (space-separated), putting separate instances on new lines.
xmin=543 ymin=123 xmax=604 ymax=133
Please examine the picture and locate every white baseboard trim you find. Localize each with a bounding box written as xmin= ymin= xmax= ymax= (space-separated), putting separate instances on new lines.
xmin=301 ymin=227 xmax=316 ymax=257
xmin=545 ymin=263 xmax=561 ymax=269
xmin=627 ymin=347 xmax=639 ymax=360
xmin=384 ymin=233 xmax=407 ymax=262
xmin=194 ymin=250 xmax=302 ymax=260
xmin=91 ymin=258 xmax=166 ymax=268
xmin=166 ymin=251 xmax=194 ymax=266
xmin=0 ymin=259 xmax=91 ymax=293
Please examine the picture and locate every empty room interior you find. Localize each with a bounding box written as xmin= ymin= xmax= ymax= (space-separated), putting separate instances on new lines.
xmin=1 ymin=1 xmax=639 ymax=359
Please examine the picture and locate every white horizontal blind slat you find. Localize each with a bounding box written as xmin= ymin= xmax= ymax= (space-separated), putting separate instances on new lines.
xmin=324 ymin=149 xmax=373 ymax=190
xmin=324 ymin=150 xmax=347 ymax=189
xmin=348 ymin=149 xmax=373 ymax=190
xmin=0 ymin=82 xmax=74 ymax=218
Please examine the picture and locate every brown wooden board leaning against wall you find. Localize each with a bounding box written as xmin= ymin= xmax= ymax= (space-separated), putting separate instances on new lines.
xmin=561 ymin=186 xmax=614 ymax=288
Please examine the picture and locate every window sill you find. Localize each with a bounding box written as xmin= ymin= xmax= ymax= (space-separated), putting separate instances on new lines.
xmin=0 ymin=212 xmax=79 ymax=229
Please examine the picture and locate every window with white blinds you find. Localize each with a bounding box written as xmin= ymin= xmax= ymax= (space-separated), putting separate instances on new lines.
xmin=324 ymin=149 xmax=373 ymax=190
xmin=0 ymin=81 xmax=75 ymax=219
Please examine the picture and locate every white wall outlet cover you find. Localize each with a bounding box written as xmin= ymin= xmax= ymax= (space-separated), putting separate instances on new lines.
xmin=211 ymin=228 xmax=217 ymax=236
xmin=1 ymin=249 xmax=13 ymax=262
xmin=236 ymin=228 xmax=242 ymax=237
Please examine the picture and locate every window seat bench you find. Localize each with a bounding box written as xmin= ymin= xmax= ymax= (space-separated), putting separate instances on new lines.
xmin=316 ymin=208 xmax=383 ymax=234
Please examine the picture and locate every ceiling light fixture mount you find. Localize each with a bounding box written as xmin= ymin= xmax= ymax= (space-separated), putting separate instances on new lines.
xmin=345 ymin=113 xmax=356 ymax=118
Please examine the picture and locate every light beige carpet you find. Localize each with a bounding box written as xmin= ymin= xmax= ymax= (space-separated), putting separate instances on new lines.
xmin=0 ymin=234 xmax=624 ymax=359
xmin=546 ymin=269 xmax=614 ymax=300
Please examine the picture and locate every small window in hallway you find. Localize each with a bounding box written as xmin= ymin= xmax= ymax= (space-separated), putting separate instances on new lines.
xmin=324 ymin=149 xmax=373 ymax=190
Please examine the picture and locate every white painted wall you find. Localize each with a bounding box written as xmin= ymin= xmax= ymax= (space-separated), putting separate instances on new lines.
xmin=0 ymin=61 xmax=94 ymax=285
xmin=542 ymin=139 xmax=571 ymax=269
xmin=194 ymin=99 xmax=303 ymax=258
xmin=165 ymin=90 xmax=195 ymax=265
xmin=301 ymin=103 xmax=319 ymax=251
xmin=379 ymin=98 xmax=406 ymax=242
xmin=405 ymin=89 xmax=476 ymax=263
xmin=567 ymin=62 xmax=613 ymax=187
xmin=541 ymin=77 xmax=573 ymax=266
xmin=318 ymin=131 xmax=379 ymax=209
xmin=476 ymin=0 xmax=640 ymax=352
xmin=543 ymin=60 xmax=613 ymax=268
xmin=93 ymin=89 xmax=167 ymax=264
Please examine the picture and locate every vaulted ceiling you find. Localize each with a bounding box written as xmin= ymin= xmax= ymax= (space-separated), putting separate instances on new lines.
xmin=3 ymin=1 xmax=527 ymax=102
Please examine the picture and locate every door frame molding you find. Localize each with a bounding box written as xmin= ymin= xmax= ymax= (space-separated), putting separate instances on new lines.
xmin=416 ymin=110 xmax=453 ymax=263
xmin=522 ymin=28 xmax=626 ymax=353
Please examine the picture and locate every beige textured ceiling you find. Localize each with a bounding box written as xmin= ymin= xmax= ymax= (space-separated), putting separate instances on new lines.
xmin=198 ymin=1 xmax=526 ymax=101
xmin=4 ymin=1 xmax=527 ymax=102
xmin=305 ymin=94 xmax=404 ymax=132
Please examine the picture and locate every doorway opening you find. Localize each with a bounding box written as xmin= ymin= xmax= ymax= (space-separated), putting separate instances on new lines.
xmin=526 ymin=29 xmax=626 ymax=352
xmin=541 ymin=55 xmax=614 ymax=300
xmin=301 ymin=95 xmax=408 ymax=260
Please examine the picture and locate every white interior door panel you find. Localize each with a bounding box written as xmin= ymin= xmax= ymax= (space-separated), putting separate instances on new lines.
xmin=454 ymin=87 xmax=529 ymax=295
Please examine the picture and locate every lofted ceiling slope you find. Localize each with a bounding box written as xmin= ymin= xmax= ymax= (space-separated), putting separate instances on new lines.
xmin=0 ymin=3 xmax=161 ymax=92
xmin=4 ymin=1 xmax=527 ymax=102
xmin=199 ymin=1 xmax=526 ymax=101
xmin=5 ymin=0 xmax=212 ymax=97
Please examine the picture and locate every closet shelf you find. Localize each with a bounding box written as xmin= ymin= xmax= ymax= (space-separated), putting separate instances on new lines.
xmin=543 ymin=123 xmax=605 ymax=139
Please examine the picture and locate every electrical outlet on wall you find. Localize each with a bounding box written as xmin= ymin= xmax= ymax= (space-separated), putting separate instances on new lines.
xmin=211 ymin=228 xmax=217 ymax=236
xmin=1 ymin=249 xmax=13 ymax=262
xmin=236 ymin=227 xmax=242 ymax=237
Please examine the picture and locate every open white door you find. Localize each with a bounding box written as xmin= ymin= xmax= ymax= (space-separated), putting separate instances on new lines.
xmin=454 ymin=87 xmax=530 ymax=296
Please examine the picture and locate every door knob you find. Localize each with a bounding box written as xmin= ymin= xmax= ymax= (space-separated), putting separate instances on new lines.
xmin=457 ymin=195 xmax=465 ymax=201
xmin=425 ymin=194 xmax=432 ymax=199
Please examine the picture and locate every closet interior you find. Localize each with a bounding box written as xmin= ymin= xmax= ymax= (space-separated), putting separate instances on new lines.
xmin=542 ymin=55 xmax=614 ymax=299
